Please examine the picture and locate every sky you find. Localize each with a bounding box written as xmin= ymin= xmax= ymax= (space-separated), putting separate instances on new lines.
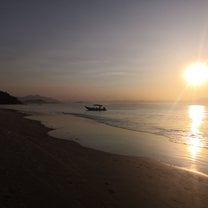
xmin=1 ymin=0 xmax=208 ymax=101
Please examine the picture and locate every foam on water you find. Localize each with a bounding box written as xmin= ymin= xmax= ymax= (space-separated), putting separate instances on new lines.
xmin=2 ymin=102 xmax=208 ymax=174
xmin=1 ymin=102 xmax=208 ymax=149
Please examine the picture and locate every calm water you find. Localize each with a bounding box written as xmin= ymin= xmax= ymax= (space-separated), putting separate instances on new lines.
xmin=1 ymin=102 xmax=208 ymax=174
xmin=2 ymin=102 xmax=208 ymax=149
xmin=70 ymin=103 xmax=208 ymax=149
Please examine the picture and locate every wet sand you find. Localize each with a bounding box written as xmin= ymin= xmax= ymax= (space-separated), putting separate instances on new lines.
xmin=1 ymin=109 xmax=208 ymax=208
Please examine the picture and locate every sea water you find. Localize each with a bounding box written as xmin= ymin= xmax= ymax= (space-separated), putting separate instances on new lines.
xmin=1 ymin=102 xmax=208 ymax=174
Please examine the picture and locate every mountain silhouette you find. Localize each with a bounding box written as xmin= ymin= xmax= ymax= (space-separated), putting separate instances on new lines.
xmin=19 ymin=95 xmax=60 ymax=104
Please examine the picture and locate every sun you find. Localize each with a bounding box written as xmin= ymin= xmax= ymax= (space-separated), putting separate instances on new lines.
xmin=184 ymin=62 xmax=208 ymax=86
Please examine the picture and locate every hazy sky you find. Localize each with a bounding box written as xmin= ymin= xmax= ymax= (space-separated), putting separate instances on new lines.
xmin=1 ymin=0 xmax=208 ymax=101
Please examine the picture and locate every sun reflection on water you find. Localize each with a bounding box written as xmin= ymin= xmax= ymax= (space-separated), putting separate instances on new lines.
xmin=187 ymin=105 xmax=205 ymax=159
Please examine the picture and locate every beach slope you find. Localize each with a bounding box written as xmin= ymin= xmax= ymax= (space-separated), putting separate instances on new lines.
xmin=0 ymin=109 xmax=208 ymax=208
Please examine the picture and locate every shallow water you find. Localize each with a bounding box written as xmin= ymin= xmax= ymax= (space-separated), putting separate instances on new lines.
xmin=1 ymin=102 xmax=208 ymax=174
xmin=2 ymin=102 xmax=208 ymax=146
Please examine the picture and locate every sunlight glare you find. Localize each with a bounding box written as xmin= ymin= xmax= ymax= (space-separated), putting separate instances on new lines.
xmin=189 ymin=105 xmax=205 ymax=133
xmin=187 ymin=105 xmax=205 ymax=159
xmin=184 ymin=63 xmax=208 ymax=86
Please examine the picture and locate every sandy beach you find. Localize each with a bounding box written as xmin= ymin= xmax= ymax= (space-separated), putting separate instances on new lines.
xmin=1 ymin=109 xmax=208 ymax=208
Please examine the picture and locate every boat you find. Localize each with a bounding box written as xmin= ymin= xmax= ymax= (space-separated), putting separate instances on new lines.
xmin=85 ymin=104 xmax=107 ymax=111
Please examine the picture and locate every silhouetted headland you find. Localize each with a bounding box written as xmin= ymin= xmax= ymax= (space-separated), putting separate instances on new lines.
xmin=0 ymin=91 xmax=22 ymax=104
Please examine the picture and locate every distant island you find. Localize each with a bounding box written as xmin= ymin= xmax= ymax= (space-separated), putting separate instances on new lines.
xmin=0 ymin=91 xmax=22 ymax=104
xmin=19 ymin=95 xmax=60 ymax=104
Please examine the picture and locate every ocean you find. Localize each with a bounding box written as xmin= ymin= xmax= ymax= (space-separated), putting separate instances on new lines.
xmin=1 ymin=102 xmax=208 ymax=174
xmin=69 ymin=103 xmax=208 ymax=148
xmin=4 ymin=102 xmax=208 ymax=147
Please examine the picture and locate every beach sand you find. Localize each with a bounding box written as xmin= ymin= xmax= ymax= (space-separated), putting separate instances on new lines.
xmin=1 ymin=109 xmax=208 ymax=208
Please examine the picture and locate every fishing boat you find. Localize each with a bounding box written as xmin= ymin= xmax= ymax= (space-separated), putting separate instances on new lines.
xmin=85 ymin=104 xmax=107 ymax=111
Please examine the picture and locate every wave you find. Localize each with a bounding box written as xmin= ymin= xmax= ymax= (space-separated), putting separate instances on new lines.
xmin=64 ymin=112 xmax=208 ymax=149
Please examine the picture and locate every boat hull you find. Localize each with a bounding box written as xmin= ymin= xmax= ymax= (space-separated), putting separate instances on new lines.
xmin=85 ymin=106 xmax=107 ymax=111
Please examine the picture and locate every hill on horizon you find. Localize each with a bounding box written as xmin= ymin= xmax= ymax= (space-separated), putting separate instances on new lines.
xmin=19 ymin=95 xmax=61 ymax=104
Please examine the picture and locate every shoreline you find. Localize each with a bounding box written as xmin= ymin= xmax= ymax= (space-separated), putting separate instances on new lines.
xmin=1 ymin=109 xmax=208 ymax=207
xmin=27 ymin=112 xmax=208 ymax=175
